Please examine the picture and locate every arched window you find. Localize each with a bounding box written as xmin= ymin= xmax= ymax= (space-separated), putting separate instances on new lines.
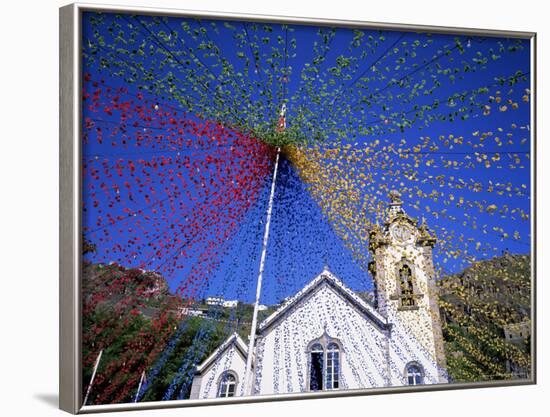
xmin=217 ymin=371 xmax=237 ymax=398
xmin=399 ymin=264 xmax=415 ymax=306
xmin=308 ymin=336 xmax=342 ymax=392
xmin=309 ymin=343 xmax=324 ymax=391
xmin=405 ymin=363 xmax=424 ymax=385
xmin=326 ymin=343 xmax=340 ymax=390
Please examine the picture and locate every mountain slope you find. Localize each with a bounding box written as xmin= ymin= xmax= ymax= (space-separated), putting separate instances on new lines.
xmin=438 ymin=253 xmax=531 ymax=382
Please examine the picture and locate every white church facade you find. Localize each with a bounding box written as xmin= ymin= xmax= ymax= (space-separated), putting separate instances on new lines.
xmin=189 ymin=192 xmax=448 ymax=399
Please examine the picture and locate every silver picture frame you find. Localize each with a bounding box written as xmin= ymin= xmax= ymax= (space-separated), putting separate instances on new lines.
xmin=60 ymin=2 xmax=537 ymax=413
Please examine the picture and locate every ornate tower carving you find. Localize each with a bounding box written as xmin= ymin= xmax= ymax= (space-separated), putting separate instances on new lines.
xmin=368 ymin=191 xmax=447 ymax=383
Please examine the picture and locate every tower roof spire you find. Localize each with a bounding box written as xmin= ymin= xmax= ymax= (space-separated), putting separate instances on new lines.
xmin=387 ymin=189 xmax=405 ymax=220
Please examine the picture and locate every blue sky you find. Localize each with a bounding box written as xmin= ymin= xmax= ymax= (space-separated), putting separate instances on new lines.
xmin=81 ymin=12 xmax=531 ymax=305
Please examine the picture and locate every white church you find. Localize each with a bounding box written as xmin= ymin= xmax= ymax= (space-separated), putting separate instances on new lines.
xmin=189 ymin=192 xmax=448 ymax=399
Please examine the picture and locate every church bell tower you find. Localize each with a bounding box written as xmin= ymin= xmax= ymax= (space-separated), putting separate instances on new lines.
xmin=368 ymin=191 xmax=447 ymax=384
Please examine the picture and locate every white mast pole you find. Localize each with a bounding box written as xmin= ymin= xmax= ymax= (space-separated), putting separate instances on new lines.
xmin=242 ymin=146 xmax=281 ymax=396
xmin=134 ymin=370 xmax=146 ymax=402
xmin=83 ymin=349 xmax=103 ymax=406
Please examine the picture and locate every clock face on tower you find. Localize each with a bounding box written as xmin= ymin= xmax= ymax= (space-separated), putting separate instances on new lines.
xmin=390 ymin=223 xmax=415 ymax=244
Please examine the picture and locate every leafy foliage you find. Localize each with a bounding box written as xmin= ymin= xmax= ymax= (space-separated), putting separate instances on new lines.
xmin=82 ymin=261 xmax=276 ymax=403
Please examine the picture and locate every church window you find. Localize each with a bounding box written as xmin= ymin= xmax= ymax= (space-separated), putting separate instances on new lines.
xmin=405 ymin=363 xmax=424 ymax=385
xmin=326 ymin=343 xmax=340 ymax=389
xmin=217 ymin=371 xmax=237 ymax=398
xmin=308 ymin=337 xmax=342 ymax=391
xmin=309 ymin=343 xmax=324 ymax=391
xmin=399 ymin=264 xmax=415 ymax=306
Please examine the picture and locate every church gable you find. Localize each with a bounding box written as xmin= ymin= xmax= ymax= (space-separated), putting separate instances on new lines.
xmin=190 ymin=333 xmax=250 ymax=399
xmin=254 ymin=270 xmax=391 ymax=393
xmin=195 ymin=332 xmax=248 ymax=375
xmin=258 ymin=269 xmax=388 ymax=334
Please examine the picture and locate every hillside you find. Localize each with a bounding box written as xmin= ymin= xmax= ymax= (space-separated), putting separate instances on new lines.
xmin=438 ymin=253 xmax=531 ymax=383
xmin=81 ymin=260 xmax=274 ymax=404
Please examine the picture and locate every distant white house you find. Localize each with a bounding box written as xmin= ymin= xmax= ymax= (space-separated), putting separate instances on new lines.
xmin=503 ymin=320 xmax=531 ymax=344
xmin=223 ymin=300 xmax=239 ymax=308
xmin=180 ymin=307 xmax=204 ymax=318
xmin=205 ymin=296 xmax=225 ymax=306
xmin=189 ymin=194 xmax=448 ymax=399
xmin=205 ymin=297 xmax=239 ymax=308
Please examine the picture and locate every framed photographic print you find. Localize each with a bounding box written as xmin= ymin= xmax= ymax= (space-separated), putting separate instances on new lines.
xmin=59 ymin=2 xmax=536 ymax=413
